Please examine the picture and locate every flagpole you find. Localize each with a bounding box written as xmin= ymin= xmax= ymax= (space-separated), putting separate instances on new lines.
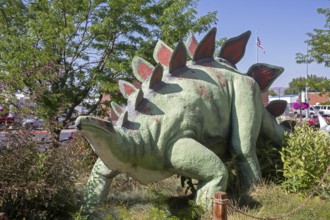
xmin=256 ymin=32 xmax=259 ymax=63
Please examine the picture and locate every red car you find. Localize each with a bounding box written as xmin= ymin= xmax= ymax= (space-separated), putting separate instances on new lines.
xmin=308 ymin=116 xmax=330 ymax=128
xmin=0 ymin=114 xmax=14 ymax=124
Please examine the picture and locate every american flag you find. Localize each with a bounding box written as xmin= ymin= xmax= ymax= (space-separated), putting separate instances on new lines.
xmin=257 ymin=37 xmax=265 ymax=53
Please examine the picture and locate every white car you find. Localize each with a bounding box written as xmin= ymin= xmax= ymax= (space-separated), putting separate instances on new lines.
xmin=22 ymin=115 xmax=75 ymax=130
xmin=293 ymin=106 xmax=324 ymax=118
xmin=22 ymin=118 xmax=44 ymax=129
xmin=317 ymin=105 xmax=330 ymax=116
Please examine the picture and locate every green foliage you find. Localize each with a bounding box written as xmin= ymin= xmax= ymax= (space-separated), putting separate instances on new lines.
xmin=0 ymin=0 xmax=217 ymax=139
xmin=226 ymin=136 xmax=283 ymax=195
xmin=295 ymin=6 xmax=329 ymax=94
xmin=214 ymin=37 xmax=228 ymax=55
xmin=72 ymin=174 xmax=203 ymax=219
xmin=284 ymin=87 xmax=295 ymax=95
xmin=321 ymin=101 xmax=330 ymax=105
xmin=229 ymin=182 xmax=330 ymax=220
xmin=268 ymin=89 xmax=278 ymax=96
xmin=0 ymin=132 xmax=96 ymax=219
xmin=296 ymin=6 xmax=330 ymax=67
xmin=77 ymin=174 xmax=330 ymax=220
xmin=286 ymin=74 xmax=330 ymax=94
xmin=288 ymin=76 xmax=308 ymax=93
xmin=0 ymin=105 xmax=10 ymax=117
xmin=256 ymin=137 xmax=283 ymax=182
xmin=280 ymin=124 xmax=330 ymax=193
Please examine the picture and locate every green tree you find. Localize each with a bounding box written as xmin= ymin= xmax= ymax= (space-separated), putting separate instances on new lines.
xmin=296 ymin=6 xmax=329 ymax=67
xmin=284 ymin=87 xmax=297 ymax=96
xmin=285 ymin=75 xmax=330 ymax=95
xmin=268 ymin=89 xmax=278 ymax=96
xmin=215 ymin=37 xmax=227 ymax=55
xmin=285 ymin=77 xmax=306 ymax=95
xmin=0 ymin=0 xmax=217 ymax=140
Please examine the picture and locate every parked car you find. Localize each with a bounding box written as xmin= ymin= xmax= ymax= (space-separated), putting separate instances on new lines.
xmin=0 ymin=112 xmax=15 ymax=129
xmin=308 ymin=115 xmax=330 ymax=128
xmin=293 ymin=106 xmax=324 ymax=118
xmin=22 ymin=117 xmax=44 ymax=130
xmin=22 ymin=114 xmax=75 ymax=130
xmin=317 ymin=105 xmax=330 ymax=116
xmin=0 ymin=129 xmax=75 ymax=150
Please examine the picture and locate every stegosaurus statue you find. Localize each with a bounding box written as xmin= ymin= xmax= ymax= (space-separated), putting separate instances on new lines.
xmin=76 ymin=28 xmax=288 ymax=211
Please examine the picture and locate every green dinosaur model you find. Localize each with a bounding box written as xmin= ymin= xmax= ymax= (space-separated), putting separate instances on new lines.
xmin=76 ymin=28 xmax=288 ymax=211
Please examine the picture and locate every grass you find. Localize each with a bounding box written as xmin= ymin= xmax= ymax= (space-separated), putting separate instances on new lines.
xmin=228 ymin=181 xmax=330 ymax=220
xmin=76 ymin=175 xmax=330 ymax=220
xmin=2 ymin=126 xmax=328 ymax=219
xmin=71 ymin=127 xmax=330 ymax=220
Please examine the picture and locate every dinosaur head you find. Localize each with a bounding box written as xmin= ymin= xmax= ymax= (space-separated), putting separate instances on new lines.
xmin=76 ymin=116 xmax=116 ymax=139
xmin=75 ymin=116 xmax=130 ymax=171
xmin=75 ymin=116 xmax=118 ymax=152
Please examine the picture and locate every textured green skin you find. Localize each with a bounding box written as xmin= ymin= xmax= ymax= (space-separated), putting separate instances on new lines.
xmin=77 ymin=58 xmax=285 ymax=210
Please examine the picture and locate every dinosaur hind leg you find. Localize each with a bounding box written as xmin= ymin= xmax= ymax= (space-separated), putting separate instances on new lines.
xmin=231 ymin=80 xmax=262 ymax=189
xmin=167 ymin=138 xmax=228 ymax=210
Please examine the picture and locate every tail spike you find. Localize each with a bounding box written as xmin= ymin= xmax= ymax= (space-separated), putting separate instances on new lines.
xmin=193 ymin=27 xmax=216 ymax=62
xmin=149 ymin=63 xmax=163 ymax=89
xmin=169 ymin=41 xmax=187 ymax=74
xmin=246 ymin=63 xmax=284 ymax=92
xmin=266 ymin=100 xmax=287 ymax=117
xmin=111 ymin=101 xmax=125 ymax=118
xmin=153 ymin=40 xmax=173 ymax=68
xmin=312 ymin=107 xmax=330 ymax=132
xmin=185 ymin=32 xmax=198 ymax=58
xmin=218 ymin=31 xmax=251 ymax=66
xmin=132 ymin=56 xmax=155 ymax=82
xmin=118 ymin=80 xmax=137 ymax=98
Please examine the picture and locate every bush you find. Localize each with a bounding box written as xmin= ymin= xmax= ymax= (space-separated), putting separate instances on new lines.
xmin=256 ymin=137 xmax=283 ymax=182
xmin=280 ymin=124 xmax=330 ymax=193
xmin=0 ymin=131 xmax=96 ymax=219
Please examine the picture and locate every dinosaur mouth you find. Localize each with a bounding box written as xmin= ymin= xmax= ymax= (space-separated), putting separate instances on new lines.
xmin=75 ymin=116 xmax=120 ymax=156
xmin=75 ymin=116 xmax=115 ymax=134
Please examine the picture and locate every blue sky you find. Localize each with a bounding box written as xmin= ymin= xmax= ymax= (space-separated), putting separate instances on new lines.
xmin=196 ymin=0 xmax=329 ymax=88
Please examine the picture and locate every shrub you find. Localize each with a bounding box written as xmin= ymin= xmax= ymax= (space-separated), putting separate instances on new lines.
xmin=0 ymin=130 xmax=96 ymax=219
xmin=256 ymin=137 xmax=283 ymax=182
xmin=280 ymin=124 xmax=330 ymax=193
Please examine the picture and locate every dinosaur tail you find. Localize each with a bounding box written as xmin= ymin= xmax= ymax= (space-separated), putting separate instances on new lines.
xmin=312 ymin=106 xmax=330 ymax=132
xmin=261 ymin=100 xmax=288 ymax=145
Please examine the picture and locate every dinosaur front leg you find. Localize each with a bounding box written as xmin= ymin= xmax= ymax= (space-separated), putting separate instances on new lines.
xmin=82 ymin=158 xmax=119 ymax=213
xmin=167 ymin=138 xmax=228 ymax=210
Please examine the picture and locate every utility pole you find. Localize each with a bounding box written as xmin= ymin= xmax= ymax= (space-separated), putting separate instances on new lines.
xmin=305 ymin=44 xmax=310 ymax=118
xmin=278 ymin=88 xmax=281 ymax=99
